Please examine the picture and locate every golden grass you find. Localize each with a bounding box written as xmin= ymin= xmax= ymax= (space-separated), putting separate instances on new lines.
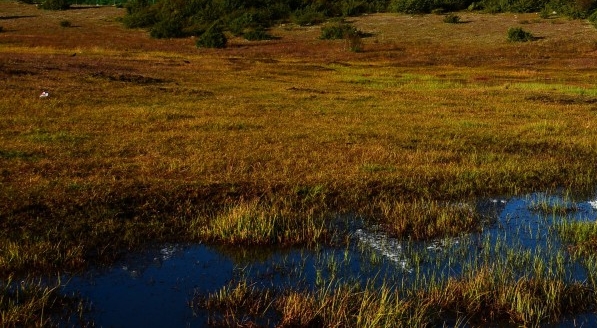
xmin=1 ymin=1 xmax=597 ymax=274
xmin=199 ymin=265 xmax=595 ymax=327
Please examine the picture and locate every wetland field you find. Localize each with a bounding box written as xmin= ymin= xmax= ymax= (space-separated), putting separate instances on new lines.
xmin=2 ymin=1 xmax=597 ymax=326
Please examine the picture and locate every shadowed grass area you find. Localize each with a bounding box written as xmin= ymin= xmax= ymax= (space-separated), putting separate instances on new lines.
xmin=1 ymin=276 xmax=86 ymax=327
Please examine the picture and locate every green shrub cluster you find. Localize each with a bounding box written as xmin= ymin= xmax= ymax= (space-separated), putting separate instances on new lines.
xmin=507 ymin=26 xmax=534 ymax=41
xmin=195 ymin=24 xmax=227 ymax=48
xmin=122 ymin=0 xmax=395 ymax=41
xmin=38 ymin=0 xmax=70 ymax=10
xmin=122 ymin=0 xmax=597 ymax=43
xmin=243 ymin=28 xmax=272 ymax=41
xmin=320 ymin=21 xmax=360 ymax=39
xmin=387 ymin=0 xmax=596 ymax=15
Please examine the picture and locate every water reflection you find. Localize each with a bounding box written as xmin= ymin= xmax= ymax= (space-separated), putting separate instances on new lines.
xmin=64 ymin=192 xmax=597 ymax=327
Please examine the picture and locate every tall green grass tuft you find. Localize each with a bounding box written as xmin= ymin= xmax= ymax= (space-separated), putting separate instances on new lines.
xmin=557 ymin=220 xmax=597 ymax=256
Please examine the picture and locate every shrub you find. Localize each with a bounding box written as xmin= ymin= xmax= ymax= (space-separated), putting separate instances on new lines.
xmin=196 ymin=24 xmax=227 ymax=48
xmin=38 ymin=0 xmax=70 ymax=10
xmin=539 ymin=6 xmax=553 ymax=18
xmin=589 ymin=10 xmax=597 ymax=27
xmin=181 ymin=24 xmax=207 ymax=37
xmin=122 ymin=8 xmax=157 ymax=28
xmin=60 ymin=20 xmax=72 ymax=28
xmin=149 ymin=18 xmax=184 ymax=38
xmin=341 ymin=0 xmax=368 ymax=16
xmin=291 ymin=7 xmax=326 ymax=26
xmin=390 ymin=0 xmax=433 ymax=13
xmin=320 ymin=21 xmax=359 ymax=40
xmin=0 ymin=26 xmax=3 ymax=33
xmin=243 ymin=28 xmax=272 ymax=41
xmin=507 ymin=26 xmax=534 ymax=42
xmin=443 ymin=13 xmax=461 ymax=23
xmin=228 ymin=13 xmax=254 ymax=36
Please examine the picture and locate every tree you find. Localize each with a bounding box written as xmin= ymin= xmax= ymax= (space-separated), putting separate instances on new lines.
xmin=39 ymin=0 xmax=71 ymax=10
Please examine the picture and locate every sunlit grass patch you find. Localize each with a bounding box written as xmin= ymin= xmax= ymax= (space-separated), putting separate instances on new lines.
xmin=373 ymin=199 xmax=481 ymax=240
xmin=197 ymin=264 xmax=595 ymax=327
xmin=558 ymin=220 xmax=597 ymax=256
xmin=193 ymin=200 xmax=328 ymax=246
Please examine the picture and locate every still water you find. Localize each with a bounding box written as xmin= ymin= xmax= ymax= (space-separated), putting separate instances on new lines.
xmin=64 ymin=192 xmax=597 ymax=327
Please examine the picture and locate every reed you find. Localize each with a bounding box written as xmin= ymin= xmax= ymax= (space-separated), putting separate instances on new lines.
xmin=0 ymin=276 xmax=86 ymax=328
xmin=372 ymin=199 xmax=480 ymax=240
xmin=557 ymin=220 xmax=597 ymax=256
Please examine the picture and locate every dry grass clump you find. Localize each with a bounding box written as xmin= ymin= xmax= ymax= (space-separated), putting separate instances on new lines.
xmin=373 ymin=200 xmax=480 ymax=240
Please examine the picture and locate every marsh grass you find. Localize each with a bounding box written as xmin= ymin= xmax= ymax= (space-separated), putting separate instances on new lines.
xmin=197 ymin=191 xmax=597 ymax=327
xmin=3 ymin=3 xmax=597 ymax=324
xmin=373 ymin=200 xmax=481 ymax=240
xmin=193 ymin=200 xmax=328 ymax=246
xmin=528 ymin=194 xmax=580 ymax=215
xmin=558 ymin=220 xmax=597 ymax=256
xmin=0 ymin=276 xmax=86 ymax=327
xmin=199 ymin=260 xmax=596 ymax=327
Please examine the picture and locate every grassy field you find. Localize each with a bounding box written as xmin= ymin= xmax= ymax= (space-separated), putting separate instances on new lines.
xmin=2 ymin=1 xmax=597 ymax=324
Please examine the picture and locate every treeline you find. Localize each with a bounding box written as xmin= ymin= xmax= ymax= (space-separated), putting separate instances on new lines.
xmin=27 ymin=0 xmax=597 ymax=41
xmin=122 ymin=0 xmax=597 ymax=41
xmin=20 ymin=0 xmax=127 ymax=9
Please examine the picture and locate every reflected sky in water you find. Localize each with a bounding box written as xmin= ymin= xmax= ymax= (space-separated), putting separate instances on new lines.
xmin=63 ymin=192 xmax=597 ymax=327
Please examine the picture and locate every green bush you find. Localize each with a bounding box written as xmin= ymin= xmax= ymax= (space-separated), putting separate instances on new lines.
xmin=341 ymin=0 xmax=368 ymax=16
xmin=122 ymin=8 xmax=158 ymax=28
xmin=38 ymin=0 xmax=70 ymax=10
xmin=320 ymin=21 xmax=359 ymax=40
xmin=243 ymin=28 xmax=272 ymax=41
xmin=547 ymin=0 xmax=595 ymax=18
xmin=60 ymin=20 xmax=72 ymax=28
xmin=434 ymin=0 xmax=475 ymax=11
xmin=588 ymin=9 xmax=597 ymax=27
xmin=291 ymin=6 xmax=327 ymax=26
xmin=443 ymin=13 xmax=461 ymax=22
xmin=390 ymin=0 xmax=433 ymax=13
xmin=196 ymin=24 xmax=227 ymax=48
xmin=366 ymin=0 xmax=392 ymax=12
xmin=150 ymin=18 xmax=184 ymax=38
xmin=228 ymin=12 xmax=254 ymax=36
xmin=507 ymin=26 xmax=534 ymax=42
